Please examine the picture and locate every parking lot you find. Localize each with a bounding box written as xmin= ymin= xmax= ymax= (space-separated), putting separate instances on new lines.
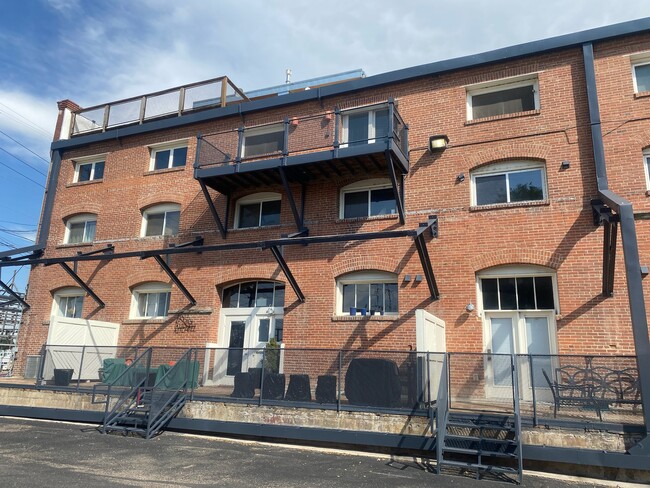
xmin=0 ymin=417 xmax=632 ymax=487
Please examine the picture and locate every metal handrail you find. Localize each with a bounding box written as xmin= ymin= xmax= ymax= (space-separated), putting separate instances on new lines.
xmin=435 ymin=353 xmax=449 ymax=474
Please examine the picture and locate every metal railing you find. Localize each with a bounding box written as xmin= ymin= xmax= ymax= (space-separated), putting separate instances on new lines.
xmin=70 ymin=77 xmax=249 ymax=136
xmin=195 ymin=99 xmax=409 ymax=170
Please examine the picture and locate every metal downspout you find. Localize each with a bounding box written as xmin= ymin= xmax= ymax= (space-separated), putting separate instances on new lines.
xmin=583 ymin=42 xmax=650 ymax=454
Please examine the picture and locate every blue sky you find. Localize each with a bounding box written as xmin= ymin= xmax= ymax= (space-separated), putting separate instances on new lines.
xmin=1 ymin=0 xmax=649 ymax=292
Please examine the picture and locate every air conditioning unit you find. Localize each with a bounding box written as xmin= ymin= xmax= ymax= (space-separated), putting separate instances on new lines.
xmin=24 ymin=355 xmax=41 ymax=379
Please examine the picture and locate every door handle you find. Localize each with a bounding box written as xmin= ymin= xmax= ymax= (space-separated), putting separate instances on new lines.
xmin=487 ymin=348 xmax=492 ymax=361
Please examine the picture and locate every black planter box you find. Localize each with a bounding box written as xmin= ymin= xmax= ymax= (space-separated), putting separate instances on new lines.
xmin=344 ymin=358 xmax=401 ymax=407
xmin=262 ymin=373 xmax=285 ymax=400
xmin=53 ymin=368 xmax=74 ymax=387
xmin=285 ymin=374 xmax=311 ymax=402
xmin=231 ymin=372 xmax=255 ymax=399
xmin=315 ymin=375 xmax=337 ymax=403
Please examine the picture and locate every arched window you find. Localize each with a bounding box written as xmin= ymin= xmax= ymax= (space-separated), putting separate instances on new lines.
xmin=52 ymin=287 xmax=85 ymax=318
xmin=234 ymin=192 xmax=281 ymax=229
xmin=471 ymin=161 xmax=546 ymax=206
xmin=130 ymin=282 xmax=171 ymax=318
xmin=64 ymin=213 xmax=97 ymax=244
xmin=335 ymin=270 xmax=398 ymax=315
xmin=339 ymin=178 xmax=396 ymax=219
xmin=222 ymin=281 xmax=285 ymax=309
xmin=141 ymin=203 xmax=180 ymax=237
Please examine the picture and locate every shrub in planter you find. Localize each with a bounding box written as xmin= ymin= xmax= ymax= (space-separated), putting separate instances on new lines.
xmin=263 ymin=338 xmax=281 ymax=374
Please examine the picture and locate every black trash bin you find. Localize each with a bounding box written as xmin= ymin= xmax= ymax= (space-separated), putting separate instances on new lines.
xmin=53 ymin=368 xmax=74 ymax=386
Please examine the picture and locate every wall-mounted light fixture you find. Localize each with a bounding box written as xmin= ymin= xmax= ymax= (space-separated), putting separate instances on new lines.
xmin=403 ymin=274 xmax=412 ymax=283
xmin=414 ymin=275 xmax=423 ymax=283
xmin=456 ymin=173 xmax=465 ymax=183
xmin=560 ymin=160 xmax=570 ymax=170
xmin=429 ymin=135 xmax=449 ymax=152
xmin=465 ymin=302 xmax=475 ymax=313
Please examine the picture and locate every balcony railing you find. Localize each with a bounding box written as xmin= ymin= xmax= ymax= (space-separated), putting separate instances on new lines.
xmin=70 ymin=76 xmax=249 ymax=136
xmin=195 ymin=100 xmax=409 ymax=171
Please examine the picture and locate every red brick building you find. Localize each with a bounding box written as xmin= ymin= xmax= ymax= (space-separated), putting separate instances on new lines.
xmin=4 ymin=18 xmax=650 ymax=412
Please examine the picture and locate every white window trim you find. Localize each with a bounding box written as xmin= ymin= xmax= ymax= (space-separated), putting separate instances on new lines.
xmin=130 ymin=282 xmax=172 ymax=319
xmin=630 ymin=52 xmax=650 ymax=94
xmin=466 ymin=75 xmax=540 ymax=121
xmin=475 ymin=265 xmax=560 ymax=316
xmin=335 ymin=270 xmax=398 ymax=316
xmin=644 ymin=150 xmax=650 ymax=190
xmin=64 ymin=213 xmax=97 ymax=244
xmin=341 ymin=104 xmax=388 ymax=148
xmin=148 ymin=140 xmax=188 ymax=171
xmin=339 ymin=178 xmax=395 ymax=219
xmin=470 ymin=160 xmax=547 ymax=206
xmin=72 ymin=154 xmax=107 ymax=183
xmin=51 ymin=287 xmax=85 ymax=318
xmin=141 ymin=203 xmax=181 ymax=237
xmin=234 ymin=192 xmax=282 ymax=229
xmin=242 ymin=124 xmax=285 ymax=158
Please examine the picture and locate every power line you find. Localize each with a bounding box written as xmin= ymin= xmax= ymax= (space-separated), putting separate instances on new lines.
xmin=0 ymin=230 xmax=34 ymax=242
xmin=0 ymin=219 xmax=37 ymax=226
xmin=0 ymin=227 xmax=37 ymax=233
xmin=0 ymin=129 xmax=50 ymax=164
xmin=0 ymin=160 xmax=46 ymax=188
xmin=0 ymin=102 xmax=51 ymax=136
xmin=0 ymin=146 xmax=48 ymax=177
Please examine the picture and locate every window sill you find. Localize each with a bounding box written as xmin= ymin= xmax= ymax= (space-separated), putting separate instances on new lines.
xmin=465 ymin=109 xmax=541 ymax=125
xmin=123 ymin=318 xmax=168 ymax=324
xmin=55 ymin=242 xmax=94 ymax=249
xmin=168 ymin=307 xmax=212 ymax=315
xmin=336 ymin=214 xmax=399 ymax=224
xmin=230 ymin=224 xmax=282 ymax=232
xmin=331 ymin=314 xmax=398 ymax=322
xmin=469 ymin=200 xmax=549 ymax=212
xmin=66 ymin=179 xmax=103 ymax=188
xmin=144 ymin=166 xmax=186 ymax=176
xmin=634 ymin=91 xmax=650 ymax=99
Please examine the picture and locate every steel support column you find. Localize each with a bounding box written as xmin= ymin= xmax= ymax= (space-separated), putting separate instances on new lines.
xmin=199 ymin=179 xmax=227 ymax=239
xmin=413 ymin=216 xmax=439 ymax=300
xmin=267 ymin=245 xmax=305 ymax=303
xmin=386 ymin=151 xmax=405 ymax=225
xmin=278 ymin=167 xmax=307 ymax=234
xmin=0 ymin=280 xmax=29 ymax=309
xmin=150 ymin=255 xmax=197 ymax=306
xmin=58 ymin=262 xmax=105 ymax=308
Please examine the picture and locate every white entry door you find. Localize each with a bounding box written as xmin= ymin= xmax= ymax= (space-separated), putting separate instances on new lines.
xmin=415 ymin=310 xmax=446 ymax=403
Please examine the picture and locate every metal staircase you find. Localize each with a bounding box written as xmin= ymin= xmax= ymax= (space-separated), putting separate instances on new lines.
xmin=92 ymin=348 xmax=194 ymax=439
xmin=436 ymin=355 xmax=524 ymax=484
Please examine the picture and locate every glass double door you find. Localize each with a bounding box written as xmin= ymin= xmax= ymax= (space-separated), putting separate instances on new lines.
xmin=485 ymin=311 xmax=555 ymax=399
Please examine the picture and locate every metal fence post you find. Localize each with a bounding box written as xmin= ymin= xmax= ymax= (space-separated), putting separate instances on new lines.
xmin=337 ymin=350 xmax=342 ymax=413
xmin=333 ymin=108 xmax=341 ymax=159
xmin=529 ymin=355 xmax=538 ymax=426
xmin=259 ymin=348 xmax=266 ymax=407
xmin=76 ymin=345 xmax=86 ymax=392
xmin=511 ymin=354 xmax=516 ymax=414
xmin=387 ymin=98 xmax=395 ymax=150
xmin=36 ymin=344 xmax=47 ymax=387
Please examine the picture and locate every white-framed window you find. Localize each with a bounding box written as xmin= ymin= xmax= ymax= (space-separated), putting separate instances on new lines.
xmin=339 ymin=178 xmax=396 ymax=219
xmin=222 ymin=281 xmax=286 ymax=308
xmin=471 ymin=161 xmax=546 ymax=206
xmin=643 ymin=149 xmax=650 ymax=190
xmin=64 ymin=213 xmax=97 ymax=244
xmin=130 ymin=282 xmax=171 ymax=319
xmin=631 ymin=53 xmax=650 ymax=93
xmin=149 ymin=141 xmax=188 ymax=171
xmin=141 ymin=203 xmax=180 ymax=237
xmin=336 ymin=270 xmax=398 ymax=315
xmin=466 ymin=75 xmax=539 ymax=120
xmin=234 ymin=192 xmax=281 ymax=229
xmin=52 ymin=287 xmax=85 ymax=319
xmin=73 ymin=155 xmax=106 ymax=183
xmin=341 ymin=105 xmax=389 ymax=147
xmin=242 ymin=124 xmax=285 ymax=158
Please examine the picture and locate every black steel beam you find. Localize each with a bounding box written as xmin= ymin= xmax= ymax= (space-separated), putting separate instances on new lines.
xmin=278 ymin=166 xmax=306 ymax=233
xmin=58 ymin=262 xmax=105 ymax=309
xmin=386 ymin=151 xmax=405 ymax=225
xmin=0 ymin=244 xmax=44 ymax=260
xmin=198 ymin=179 xmax=227 ymax=239
xmin=267 ymin=245 xmax=305 ymax=303
xmin=413 ymin=216 xmax=439 ymax=300
xmin=0 ymin=281 xmax=29 ymax=309
xmin=150 ymin=255 xmax=197 ymax=306
xmin=602 ymin=219 xmax=617 ymax=297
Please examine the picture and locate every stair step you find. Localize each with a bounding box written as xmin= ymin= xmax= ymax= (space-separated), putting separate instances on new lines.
xmin=438 ymin=459 xmax=519 ymax=474
xmin=444 ymin=434 xmax=516 ymax=444
xmin=442 ymin=446 xmax=517 ymax=458
xmin=446 ymin=420 xmax=515 ymax=431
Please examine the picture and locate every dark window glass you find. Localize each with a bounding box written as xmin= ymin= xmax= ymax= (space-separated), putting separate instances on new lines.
xmin=145 ymin=213 xmax=165 ymax=236
xmin=370 ymin=188 xmax=396 ymax=216
xmin=516 ymin=277 xmax=535 ymax=309
xmin=476 ymin=174 xmax=507 ymax=205
xmin=374 ymin=109 xmax=389 ymax=139
xmin=499 ymin=278 xmax=517 ymax=309
xmin=273 ymin=283 xmax=285 ymax=307
xmin=384 ymin=283 xmax=398 ymax=313
xmin=238 ymin=203 xmax=261 ymax=228
xmin=472 ymin=84 xmax=536 ymax=119
xmin=344 ymin=191 xmax=368 ymax=218
xmin=635 ymin=64 xmax=650 ymax=92
xmin=222 ymin=284 xmax=239 ymax=308
xmin=509 ymin=170 xmax=544 ymax=202
xmin=481 ymin=279 xmax=499 ymax=310
xmin=256 ymin=282 xmax=274 ymax=307
xmin=154 ymin=149 xmax=171 ymax=170
xmin=342 ymin=284 xmax=355 ymax=311
xmin=274 ymin=318 xmax=283 ymax=342
xmin=258 ymin=318 xmax=270 ymax=342
xmin=158 ymin=292 xmax=170 ymax=316
xmin=356 ymin=283 xmax=370 ymax=310
xmin=68 ymin=222 xmax=85 ymax=244
xmin=535 ymin=276 xmax=555 ymax=310
xmin=238 ymin=282 xmax=255 ymax=308
xmin=227 ymin=321 xmax=245 ymax=375
xmin=78 ymin=164 xmax=92 ymax=182
xmin=93 ymin=161 xmax=105 ymax=180
xmin=244 ymin=129 xmax=284 ymax=157
xmin=346 ymin=112 xmax=369 ymax=146
xmin=164 ymin=211 xmax=180 ymax=235
xmin=370 ymin=284 xmax=383 ymax=310
xmin=172 ymin=147 xmax=187 ymax=167
xmin=260 ymin=200 xmax=281 ymax=226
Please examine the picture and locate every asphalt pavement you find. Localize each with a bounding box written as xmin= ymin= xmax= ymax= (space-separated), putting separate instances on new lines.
xmin=0 ymin=416 xmax=628 ymax=487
